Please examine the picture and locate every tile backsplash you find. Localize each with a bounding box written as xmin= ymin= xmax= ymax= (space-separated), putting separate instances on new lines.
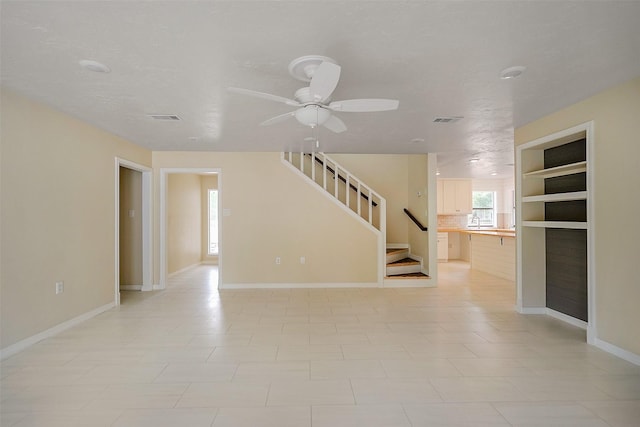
xmin=438 ymin=213 xmax=514 ymax=229
xmin=438 ymin=215 xmax=468 ymax=229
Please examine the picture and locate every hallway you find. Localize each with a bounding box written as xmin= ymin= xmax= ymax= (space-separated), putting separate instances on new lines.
xmin=1 ymin=263 xmax=639 ymax=426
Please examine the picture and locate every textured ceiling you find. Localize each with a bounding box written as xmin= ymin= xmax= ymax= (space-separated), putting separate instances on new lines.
xmin=2 ymin=1 xmax=640 ymax=178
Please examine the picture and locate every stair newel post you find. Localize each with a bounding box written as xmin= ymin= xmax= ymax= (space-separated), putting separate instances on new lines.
xmin=311 ymin=152 xmax=316 ymax=182
xmin=288 ymin=151 xmax=292 ymax=163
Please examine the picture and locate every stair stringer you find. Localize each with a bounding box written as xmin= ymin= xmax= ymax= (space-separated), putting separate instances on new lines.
xmin=281 ymin=152 xmax=387 ymax=285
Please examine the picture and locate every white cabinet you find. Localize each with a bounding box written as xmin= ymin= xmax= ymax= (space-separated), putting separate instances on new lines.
xmin=438 ymin=179 xmax=472 ymax=214
xmin=437 ymin=232 xmax=449 ymax=261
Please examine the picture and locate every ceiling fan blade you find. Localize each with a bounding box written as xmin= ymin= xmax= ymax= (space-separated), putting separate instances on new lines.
xmin=259 ymin=111 xmax=296 ymax=126
xmin=228 ymin=87 xmax=301 ymax=107
xmin=322 ymin=115 xmax=347 ymax=133
xmin=328 ymin=98 xmax=399 ymax=112
xmin=309 ymin=61 xmax=341 ymax=102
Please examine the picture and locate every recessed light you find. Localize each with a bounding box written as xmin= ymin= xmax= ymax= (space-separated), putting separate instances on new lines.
xmin=148 ymin=114 xmax=181 ymax=121
xmin=433 ymin=116 xmax=463 ymax=123
xmin=469 ymin=158 xmax=480 ymax=163
xmin=491 ymin=172 xmax=498 ymax=176
xmin=410 ymin=138 xmax=425 ymax=144
xmin=500 ymin=65 xmax=526 ymax=79
xmin=79 ymin=59 xmax=111 ymax=73
xmin=436 ymin=171 xmax=441 ymax=176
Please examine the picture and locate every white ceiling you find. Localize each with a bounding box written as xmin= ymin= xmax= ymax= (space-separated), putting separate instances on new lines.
xmin=2 ymin=1 xmax=640 ymax=179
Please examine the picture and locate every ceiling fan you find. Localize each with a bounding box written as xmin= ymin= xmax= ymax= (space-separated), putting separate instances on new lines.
xmin=228 ymin=55 xmax=399 ymax=133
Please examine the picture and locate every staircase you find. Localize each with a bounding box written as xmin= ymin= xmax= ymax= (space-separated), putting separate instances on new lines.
xmin=282 ymin=151 xmax=432 ymax=287
xmin=385 ymin=247 xmax=431 ymax=286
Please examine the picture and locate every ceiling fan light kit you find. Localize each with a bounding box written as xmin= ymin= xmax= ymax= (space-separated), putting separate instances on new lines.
xmin=228 ymin=55 xmax=399 ymax=134
xmin=295 ymin=105 xmax=330 ymax=128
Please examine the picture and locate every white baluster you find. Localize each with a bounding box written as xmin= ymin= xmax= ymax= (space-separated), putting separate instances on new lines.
xmin=300 ymin=151 xmax=304 ymax=174
xmin=311 ymin=152 xmax=316 ymax=182
xmin=345 ymin=173 xmax=350 ymax=208
xmin=323 ymin=155 xmax=327 ymax=190
xmin=368 ymin=190 xmax=373 ymax=224
xmin=357 ymin=182 xmax=362 ymax=216
xmin=333 ymin=163 xmax=340 ymax=200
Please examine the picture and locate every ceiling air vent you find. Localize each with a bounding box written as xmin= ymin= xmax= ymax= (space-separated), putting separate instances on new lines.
xmin=433 ymin=116 xmax=463 ymax=123
xmin=148 ymin=114 xmax=181 ymax=121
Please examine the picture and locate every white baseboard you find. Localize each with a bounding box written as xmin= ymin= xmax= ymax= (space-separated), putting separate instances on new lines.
xmin=518 ymin=306 xmax=547 ymax=314
xmin=515 ymin=306 xmax=639 ymax=365
xmin=119 ymin=284 xmax=142 ymax=291
xmin=593 ymin=337 xmax=640 ymax=366
xmin=546 ymin=307 xmax=588 ymax=330
xmin=168 ymin=262 xmax=201 ymax=277
xmin=0 ymin=302 xmax=115 ymax=360
xmin=220 ymin=282 xmax=380 ymax=289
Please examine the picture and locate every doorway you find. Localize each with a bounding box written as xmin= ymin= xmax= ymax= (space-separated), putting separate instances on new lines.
xmin=159 ymin=168 xmax=222 ymax=290
xmin=115 ymin=158 xmax=152 ymax=305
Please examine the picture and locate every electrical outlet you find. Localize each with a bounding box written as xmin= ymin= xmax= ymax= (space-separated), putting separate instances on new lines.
xmin=275 ymin=257 xmax=281 ymax=265
xmin=300 ymin=256 xmax=306 ymax=264
xmin=55 ymin=281 xmax=64 ymax=294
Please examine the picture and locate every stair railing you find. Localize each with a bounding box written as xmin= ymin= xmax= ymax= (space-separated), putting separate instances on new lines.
xmin=403 ymin=208 xmax=428 ymax=231
xmin=282 ymin=152 xmax=386 ymax=232
xmin=282 ymin=151 xmax=387 ymax=284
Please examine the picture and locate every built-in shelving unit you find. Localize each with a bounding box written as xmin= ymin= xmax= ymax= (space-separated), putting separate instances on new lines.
xmin=516 ymin=121 xmax=594 ymax=342
xmin=521 ymin=220 xmax=587 ymax=229
xmin=522 ymin=191 xmax=587 ymax=203
xmin=522 ymin=161 xmax=587 ymax=179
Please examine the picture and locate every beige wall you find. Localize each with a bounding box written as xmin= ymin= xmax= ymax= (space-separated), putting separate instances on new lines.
xmin=167 ymin=174 xmax=202 ymax=274
xmin=515 ymin=76 xmax=640 ymax=356
xmin=329 ymin=154 xmax=409 ymax=245
xmin=201 ymin=174 xmax=219 ymax=264
xmin=153 ymin=152 xmax=378 ymax=286
xmin=0 ymin=89 xmax=151 ymax=349
xmin=119 ymin=167 xmax=143 ymax=286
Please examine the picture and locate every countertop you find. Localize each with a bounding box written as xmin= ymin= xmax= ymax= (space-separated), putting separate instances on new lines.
xmin=438 ymin=228 xmax=516 ymax=237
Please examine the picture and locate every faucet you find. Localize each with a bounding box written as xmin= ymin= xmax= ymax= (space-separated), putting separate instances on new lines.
xmin=470 ymin=213 xmax=480 ymax=229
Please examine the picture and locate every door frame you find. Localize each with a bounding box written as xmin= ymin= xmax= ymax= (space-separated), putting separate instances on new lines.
xmin=159 ymin=168 xmax=222 ymax=290
xmin=114 ymin=158 xmax=153 ymax=305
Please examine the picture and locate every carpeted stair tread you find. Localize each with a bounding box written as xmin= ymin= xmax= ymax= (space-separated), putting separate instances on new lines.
xmin=385 ymin=272 xmax=430 ymax=279
xmin=387 ymin=257 xmax=420 ymax=266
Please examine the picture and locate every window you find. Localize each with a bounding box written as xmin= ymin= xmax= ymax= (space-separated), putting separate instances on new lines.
xmin=208 ymin=189 xmax=219 ymax=255
xmin=468 ymin=191 xmax=496 ymax=227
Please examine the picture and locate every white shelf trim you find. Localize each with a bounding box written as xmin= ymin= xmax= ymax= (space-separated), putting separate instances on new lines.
xmin=522 ymin=191 xmax=587 ymax=203
xmin=523 ymin=160 xmax=586 ymax=179
xmin=522 ymin=220 xmax=587 ymax=229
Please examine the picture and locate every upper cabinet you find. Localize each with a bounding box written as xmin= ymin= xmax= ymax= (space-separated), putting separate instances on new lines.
xmin=437 ymin=179 xmax=472 ymax=215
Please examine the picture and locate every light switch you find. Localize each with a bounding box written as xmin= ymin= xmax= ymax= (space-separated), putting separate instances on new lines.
xmin=128 ymin=209 xmax=135 ymax=218
xmin=223 ymin=208 xmax=231 ymax=217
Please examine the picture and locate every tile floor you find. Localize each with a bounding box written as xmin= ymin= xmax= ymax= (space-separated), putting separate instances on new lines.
xmin=1 ymin=261 xmax=639 ymax=426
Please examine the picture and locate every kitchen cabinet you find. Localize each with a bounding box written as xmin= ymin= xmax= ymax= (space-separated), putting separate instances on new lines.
xmin=437 ymin=232 xmax=449 ymax=261
xmin=438 ymin=179 xmax=472 ymax=214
